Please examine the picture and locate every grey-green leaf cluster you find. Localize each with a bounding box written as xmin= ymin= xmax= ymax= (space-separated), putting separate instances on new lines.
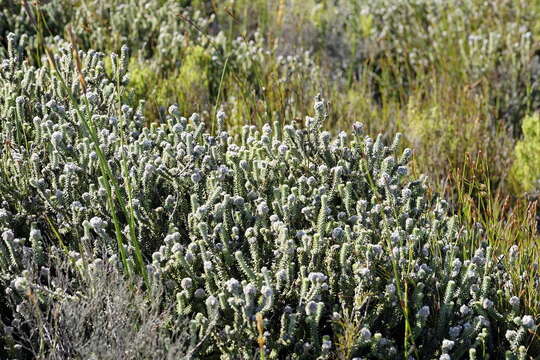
xmin=0 ymin=34 xmax=537 ymax=359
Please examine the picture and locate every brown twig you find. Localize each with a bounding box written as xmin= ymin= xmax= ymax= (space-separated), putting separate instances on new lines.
xmin=66 ymin=24 xmax=87 ymax=93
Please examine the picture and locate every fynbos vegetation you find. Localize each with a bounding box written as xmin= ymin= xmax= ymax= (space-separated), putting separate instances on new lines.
xmin=0 ymin=0 xmax=539 ymax=359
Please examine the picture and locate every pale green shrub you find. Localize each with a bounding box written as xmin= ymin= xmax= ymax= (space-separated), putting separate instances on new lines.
xmin=512 ymin=113 xmax=540 ymax=191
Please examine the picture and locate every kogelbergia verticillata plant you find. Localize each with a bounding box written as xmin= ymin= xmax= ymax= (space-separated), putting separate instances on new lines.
xmin=0 ymin=34 xmax=538 ymax=359
xmin=147 ymin=97 xmax=538 ymax=359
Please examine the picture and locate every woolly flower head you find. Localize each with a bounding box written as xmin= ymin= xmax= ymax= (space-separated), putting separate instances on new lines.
xmin=206 ymin=295 xmax=218 ymax=307
xmin=320 ymin=131 xmax=331 ymax=145
xmin=226 ymin=278 xmax=240 ymax=293
xmin=442 ymin=339 xmax=455 ymax=352
xmin=307 ymin=272 xmax=327 ymax=283
xmin=261 ymin=286 xmax=273 ymax=298
xmin=51 ymin=131 xmax=64 ymax=147
xmin=506 ymin=330 xmax=517 ymax=342
xmin=243 ymin=283 xmax=257 ymax=297
xmin=2 ymin=229 xmax=14 ymax=242
xmin=165 ymin=232 xmax=181 ymax=244
xmin=352 ymin=122 xmax=364 ymax=135
xmin=181 ymin=277 xmax=193 ymax=290
xmin=385 ymin=283 xmax=396 ymax=295
xmin=276 ymin=269 xmax=287 ymax=281
xmin=314 ymin=100 xmax=324 ymax=114
xmin=331 ymin=227 xmax=344 ymax=240
xmin=89 ymin=216 xmax=106 ymax=231
xmin=216 ymin=110 xmax=226 ymax=121
xmin=522 ymin=315 xmax=536 ymax=329
xmin=168 ymin=105 xmax=180 ymax=117
xmin=321 ymin=338 xmax=332 ymax=351
xmin=482 ymin=298 xmax=493 ymax=309
xmin=396 ymin=166 xmax=408 ymax=176
xmin=29 ymin=227 xmax=42 ymax=240
xmin=191 ymin=171 xmax=202 ymax=183
xmin=203 ymin=260 xmax=213 ymax=271
xmin=85 ymin=91 xmax=99 ymax=104
xmin=257 ymin=202 xmax=269 ymax=216
xmin=305 ymin=301 xmax=318 ymax=316
xmin=417 ymin=306 xmax=430 ymax=319
xmin=509 ymin=296 xmax=520 ymax=307
xmin=449 ymin=326 xmax=462 ymax=339
xmin=509 ymin=245 xmax=519 ymax=260
xmin=360 ymin=327 xmax=371 ymax=341
xmin=152 ymin=252 xmax=162 ymax=263
xmin=262 ymin=123 xmax=272 ymax=135
xmin=194 ymin=288 xmax=206 ymax=298
xmin=13 ymin=276 xmax=29 ymax=292
xmin=216 ymin=110 xmax=226 ymax=130
xmin=63 ymin=162 xmax=81 ymax=174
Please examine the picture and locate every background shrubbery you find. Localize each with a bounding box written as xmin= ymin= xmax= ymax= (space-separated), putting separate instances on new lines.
xmin=512 ymin=114 xmax=540 ymax=192
xmin=0 ymin=0 xmax=539 ymax=358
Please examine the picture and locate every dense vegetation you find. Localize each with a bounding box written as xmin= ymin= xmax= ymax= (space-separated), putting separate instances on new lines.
xmin=0 ymin=0 xmax=539 ymax=358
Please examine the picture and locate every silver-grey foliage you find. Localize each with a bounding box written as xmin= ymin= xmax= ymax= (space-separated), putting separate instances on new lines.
xmin=0 ymin=34 xmax=537 ymax=359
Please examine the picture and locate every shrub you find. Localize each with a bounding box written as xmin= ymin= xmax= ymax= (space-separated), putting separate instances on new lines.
xmin=128 ymin=45 xmax=212 ymax=119
xmin=0 ymin=37 xmax=537 ymax=357
xmin=150 ymin=100 xmax=538 ymax=358
xmin=0 ymin=37 xmax=535 ymax=359
xmin=512 ymin=113 xmax=540 ymax=192
xmin=2 ymin=248 xmax=190 ymax=360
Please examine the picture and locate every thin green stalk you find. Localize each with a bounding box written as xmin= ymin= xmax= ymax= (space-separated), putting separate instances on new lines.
xmin=44 ymin=48 xmax=148 ymax=286
xmin=213 ymin=55 xmax=230 ymax=134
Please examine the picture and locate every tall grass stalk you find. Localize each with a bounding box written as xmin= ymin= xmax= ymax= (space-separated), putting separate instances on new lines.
xmin=44 ymin=47 xmax=148 ymax=285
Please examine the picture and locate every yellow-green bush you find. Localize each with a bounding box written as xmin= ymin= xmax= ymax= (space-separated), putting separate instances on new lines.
xmin=512 ymin=113 xmax=540 ymax=191
xmin=127 ymin=45 xmax=211 ymax=121
xmin=176 ymin=45 xmax=211 ymax=111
